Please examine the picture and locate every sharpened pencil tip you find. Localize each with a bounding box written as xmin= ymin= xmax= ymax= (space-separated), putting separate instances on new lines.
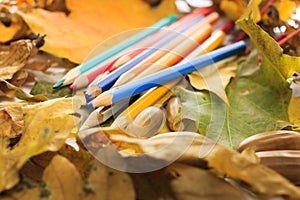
xmin=69 ymin=84 xmax=76 ymax=90
xmin=79 ymin=124 xmax=88 ymax=131
xmin=86 ymin=102 xmax=94 ymax=109
xmin=53 ymin=79 xmax=65 ymax=89
xmin=85 ymin=93 xmax=92 ymax=101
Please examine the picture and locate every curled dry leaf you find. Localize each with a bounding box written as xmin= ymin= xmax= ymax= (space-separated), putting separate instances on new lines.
xmin=1 ymin=79 xmax=48 ymax=101
xmin=18 ymin=0 xmax=178 ymax=63
xmin=0 ymin=98 xmax=80 ymax=192
xmin=94 ymin=131 xmax=300 ymax=199
xmin=0 ymin=39 xmax=36 ymax=98
xmin=0 ymin=39 xmax=34 ymax=80
xmin=0 ymin=106 xmax=24 ymax=138
xmin=0 ymin=70 xmax=28 ymax=98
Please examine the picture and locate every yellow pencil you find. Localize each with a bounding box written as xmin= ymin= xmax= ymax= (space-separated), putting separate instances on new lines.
xmin=112 ymin=22 xmax=232 ymax=126
xmin=133 ymin=24 xmax=212 ymax=81
xmin=111 ymin=80 xmax=177 ymax=127
xmin=112 ymin=12 xmax=219 ymax=87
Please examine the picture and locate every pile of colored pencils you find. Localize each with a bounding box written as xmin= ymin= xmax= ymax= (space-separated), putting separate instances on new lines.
xmin=53 ymin=7 xmax=248 ymax=130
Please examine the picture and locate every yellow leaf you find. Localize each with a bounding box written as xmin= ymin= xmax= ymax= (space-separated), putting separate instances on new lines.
xmin=289 ymin=97 xmax=300 ymax=125
xmin=166 ymin=163 xmax=246 ymax=199
xmin=85 ymin=159 xmax=135 ymax=200
xmin=18 ymin=97 xmax=80 ymax=151
xmin=274 ymin=0 xmax=297 ymax=21
xmin=42 ymin=155 xmax=84 ymax=200
xmin=220 ymin=0 xmax=247 ymax=21
xmin=0 ymin=8 xmax=31 ymax=43
xmin=220 ymin=0 xmax=261 ymax=22
xmin=0 ymin=106 xmax=24 ymax=138
xmin=187 ymin=57 xmax=240 ymax=103
xmin=19 ymin=0 xmax=178 ymax=63
xmin=0 ymin=98 xmax=79 ymax=192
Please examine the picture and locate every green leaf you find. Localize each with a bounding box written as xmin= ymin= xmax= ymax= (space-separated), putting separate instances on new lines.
xmin=223 ymin=50 xmax=291 ymax=147
xmin=30 ymin=81 xmax=72 ymax=98
xmin=174 ymin=9 xmax=300 ymax=148
xmin=176 ymin=49 xmax=291 ymax=148
xmin=236 ymin=11 xmax=300 ymax=79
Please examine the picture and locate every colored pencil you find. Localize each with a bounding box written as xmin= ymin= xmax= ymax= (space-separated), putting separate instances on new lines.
xmin=184 ymin=20 xmax=234 ymax=60
xmin=70 ymin=48 xmax=135 ymax=90
xmin=113 ymin=23 xmax=213 ymax=87
xmin=111 ymin=80 xmax=178 ymax=127
xmin=87 ymin=41 xmax=246 ymax=108
xmin=71 ymin=8 xmax=212 ymax=90
xmin=85 ymin=12 xmax=219 ymax=100
xmin=53 ymin=15 xmax=178 ymax=88
xmin=86 ymin=12 xmax=219 ymax=100
xmin=111 ymin=22 xmax=232 ymax=126
xmin=277 ymin=27 xmax=300 ymax=46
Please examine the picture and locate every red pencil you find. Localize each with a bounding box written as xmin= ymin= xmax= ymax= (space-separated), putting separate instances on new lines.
xmin=70 ymin=7 xmax=212 ymax=90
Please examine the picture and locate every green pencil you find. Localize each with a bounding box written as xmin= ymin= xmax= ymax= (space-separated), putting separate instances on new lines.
xmin=53 ymin=15 xmax=178 ymax=88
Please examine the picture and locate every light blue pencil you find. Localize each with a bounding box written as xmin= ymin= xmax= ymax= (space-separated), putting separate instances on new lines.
xmin=53 ymin=15 xmax=178 ymax=88
xmin=85 ymin=14 xmax=206 ymax=100
xmin=87 ymin=41 xmax=246 ymax=108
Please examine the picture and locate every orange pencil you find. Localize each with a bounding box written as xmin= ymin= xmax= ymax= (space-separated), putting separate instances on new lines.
xmin=71 ymin=8 xmax=212 ymax=90
xmin=112 ymin=12 xmax=218 ymax=87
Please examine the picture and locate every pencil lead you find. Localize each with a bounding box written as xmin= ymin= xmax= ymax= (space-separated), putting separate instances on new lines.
xmin=53 ymin=79 xmax=65 ymax=89
xmin=86 ymin=102 xmax=94 ymax=109
xmin=69 ymin=84 xmax=76 ymax=90
xmin=85 ymin=93 xmax=93 ymax=101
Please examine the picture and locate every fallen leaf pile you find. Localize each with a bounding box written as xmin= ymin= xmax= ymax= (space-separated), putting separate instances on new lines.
xmin=1 ymin=0 xmax=300 ymax=199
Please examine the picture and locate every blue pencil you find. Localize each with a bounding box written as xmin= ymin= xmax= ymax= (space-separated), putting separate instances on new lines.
xmin=87 ymin=41 xmax=246 ymax=108
xmin=53 ymin=15 xmax=178 ymax=88
xmin=84 ymin=14 xmax=207 ymax=100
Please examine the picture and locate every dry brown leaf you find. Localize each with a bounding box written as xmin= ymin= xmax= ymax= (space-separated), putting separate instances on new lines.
xmin=84 ymin=159 xmax=135 ymax=200
xmin=0 ymin=98 xmax=80 ymax=192
xmin=0 ymin=70 xmax=29 ymax=98
xmin=0 ymin=106 xmax=24 ymax=138
xmin=42 ymin=155 xmax=84 ymax=200
xmin=0 ymin=39 xmax=34 ymax=80
xmin=1 ymin=79 xmax=48 ymax=101
xmin=85 ymin=131 xmax=300 ymax=199
xmin=166 ymin=163 xmax=247 ymax=200
xmin=19 ymin=0 xmax=178 ymax=63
